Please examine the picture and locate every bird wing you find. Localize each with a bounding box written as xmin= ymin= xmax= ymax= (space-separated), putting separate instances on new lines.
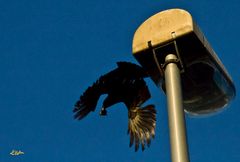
xmin=73 ymin=63 xmax=125 ymax=120
xmin=73 ymin=79 xmax=105 ymax=120
xmin=128 ymin=105 xmax=156 ymax=151
xmin=129 ymin=78 xmax=151 ymax=107
xmin=116 ymin=61 xmax=148 ymax=78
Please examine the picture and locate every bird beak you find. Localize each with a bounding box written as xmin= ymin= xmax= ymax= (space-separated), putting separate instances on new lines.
xmin=99 ymin=108 xmax=107 ymax=116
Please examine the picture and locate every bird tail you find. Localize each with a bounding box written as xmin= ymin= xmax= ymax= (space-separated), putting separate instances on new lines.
xmin=128 ymin=105 xmax=156 ymax=151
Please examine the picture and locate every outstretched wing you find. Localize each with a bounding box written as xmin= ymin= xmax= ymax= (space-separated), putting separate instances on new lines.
xmin=116 ymin=61 xmax=148 ymax=79
xmin=128 ymin=105 xmax=156 ymax=151
xmin=73 ymin=80 xmax=104 ymax=120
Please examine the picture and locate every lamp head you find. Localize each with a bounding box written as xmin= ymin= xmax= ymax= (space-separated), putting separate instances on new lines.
xmin=132 ymin=9 xmax=236 ymax=115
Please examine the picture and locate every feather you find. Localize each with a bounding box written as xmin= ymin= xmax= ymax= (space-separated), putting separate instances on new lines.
xmin=128 ymin=105 xmax=156 ymax=151
xmin=73 ymin=81 xmax=103 ymax=120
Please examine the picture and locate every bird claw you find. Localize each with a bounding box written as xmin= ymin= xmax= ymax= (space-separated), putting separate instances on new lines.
xmin=99 ymin=109 xmax=107 ymax=116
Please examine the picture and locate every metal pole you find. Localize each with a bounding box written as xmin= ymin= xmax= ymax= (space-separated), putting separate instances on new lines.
xmin=164 ymin=54 xmax=190 ymax=162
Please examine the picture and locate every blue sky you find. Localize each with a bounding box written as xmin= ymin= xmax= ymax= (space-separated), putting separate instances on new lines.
xmin=0 ymin=0 xmax=239 ymax=162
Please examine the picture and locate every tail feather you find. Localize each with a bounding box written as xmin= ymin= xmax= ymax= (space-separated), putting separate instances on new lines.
xmin=128 ymin=105 xmax=156 ymax=151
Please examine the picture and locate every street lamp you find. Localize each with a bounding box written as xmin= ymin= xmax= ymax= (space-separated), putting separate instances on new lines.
xmin=132 ymin=8 xmax=236 ymax=162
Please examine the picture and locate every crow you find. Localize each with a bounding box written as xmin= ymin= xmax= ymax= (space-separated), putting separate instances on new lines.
xmin=73 ymin=62 xmax=156 ymax=151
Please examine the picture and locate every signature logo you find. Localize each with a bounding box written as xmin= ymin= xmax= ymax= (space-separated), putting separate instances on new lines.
xmin=10 ymin=150 xmax=24 ymax=156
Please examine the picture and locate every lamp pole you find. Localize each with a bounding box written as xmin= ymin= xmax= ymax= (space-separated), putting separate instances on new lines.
xmin=164 ymin=54 xmax=190 ymax=162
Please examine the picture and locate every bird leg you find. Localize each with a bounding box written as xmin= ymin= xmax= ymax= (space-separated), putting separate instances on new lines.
xmin=99 ymin=108 xmax=107 ymax=116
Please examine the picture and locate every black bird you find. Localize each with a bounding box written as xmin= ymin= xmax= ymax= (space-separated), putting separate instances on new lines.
xmin=73 ymin=62 xmax=157 ymax=151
